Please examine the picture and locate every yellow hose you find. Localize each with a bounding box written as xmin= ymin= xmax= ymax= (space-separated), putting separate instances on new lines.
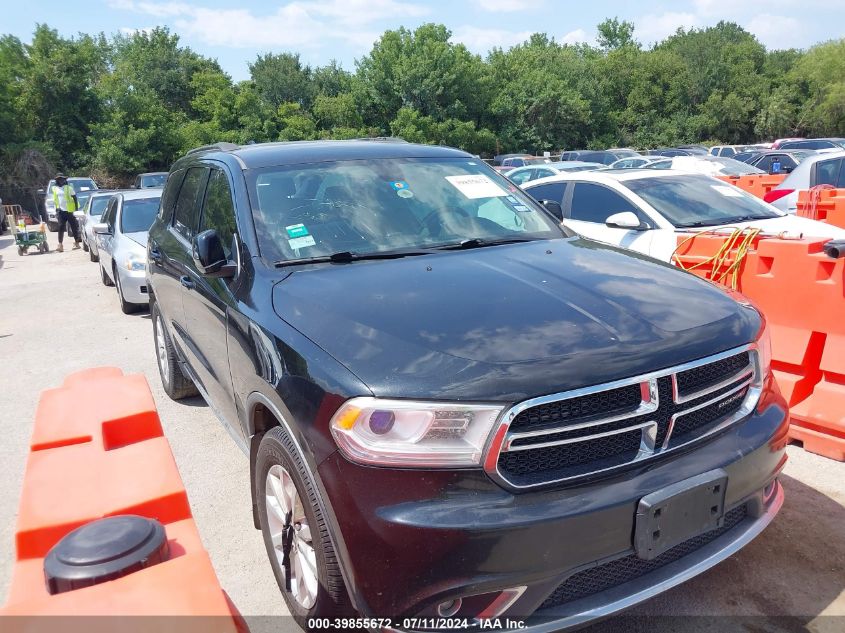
xmin=672 ymin=227 xmax=761 ymax=290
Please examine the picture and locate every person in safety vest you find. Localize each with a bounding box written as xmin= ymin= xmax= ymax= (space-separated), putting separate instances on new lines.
xmin=52 ymin=174 xmax=81 ymax=252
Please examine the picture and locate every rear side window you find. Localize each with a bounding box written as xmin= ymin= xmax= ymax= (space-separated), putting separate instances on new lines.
xmin=158 ymin=169 xmax=185 ymax=222
xmin=199 ymin=169 xmax=237 ymax=260
xmin=814 ymin=158 xmax=844 ymax=187
xmin=570 ymin=183 xmax=637 ymax=223
xmin=173 ymin=167 xmax=210 ymax=240
xmin=526 ymin=182 xmax=566 ymax=204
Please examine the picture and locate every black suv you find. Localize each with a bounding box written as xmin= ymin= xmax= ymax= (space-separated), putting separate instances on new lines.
xmin=146 ymin=140 xmax=787 ymax=631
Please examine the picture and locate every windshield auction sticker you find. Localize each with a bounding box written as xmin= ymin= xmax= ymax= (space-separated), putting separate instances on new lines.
xmin=445 ymin=174 xmax=508 ymax=199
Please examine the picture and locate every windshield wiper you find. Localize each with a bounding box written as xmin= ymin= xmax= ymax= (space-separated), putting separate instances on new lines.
xmin=274 ymin=247 xmax=437 ymax=267
xmin=435 ymin=237 xmax=537 ymax=250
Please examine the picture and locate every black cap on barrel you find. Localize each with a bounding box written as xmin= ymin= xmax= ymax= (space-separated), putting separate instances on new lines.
xmin=44 ymin=515 xmax=169 ymax=594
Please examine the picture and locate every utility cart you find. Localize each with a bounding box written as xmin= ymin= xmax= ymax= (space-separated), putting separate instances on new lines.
xmin=4 ymin=205 xmax=49 ymax=255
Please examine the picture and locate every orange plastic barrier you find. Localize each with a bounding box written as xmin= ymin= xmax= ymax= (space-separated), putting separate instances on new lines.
xmin=717 ymin=173 xmax=786 ymax=199
xmin=1 ymin=368 xmax=244 ymax=631
xmin=796 ymin=188 xmax=845 ymax=229
xmin=674 ymin=235 xmax=845 ymax=461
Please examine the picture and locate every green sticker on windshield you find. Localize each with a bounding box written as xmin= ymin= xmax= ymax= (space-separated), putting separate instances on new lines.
xmin=286 ymin=223 xmax=309 ymax=238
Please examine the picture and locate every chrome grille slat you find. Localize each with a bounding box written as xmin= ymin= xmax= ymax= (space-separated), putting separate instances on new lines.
xmin=486 ymin=345 xmax=760 ymax=489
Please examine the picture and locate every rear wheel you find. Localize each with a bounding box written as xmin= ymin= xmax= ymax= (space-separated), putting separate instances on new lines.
xmin=89 ymin=246 xmax=98 ymax=262
xmin=256 ymin=427 xmax=351 ymax=630
xmin=151 ymin=301 xmax=198 ymax=400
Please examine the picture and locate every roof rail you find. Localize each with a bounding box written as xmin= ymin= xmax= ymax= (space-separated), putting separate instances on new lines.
xmin=186 ymin=142 xmax=240 ymax=155
xmin=353 ymin=136 xmax=408 ymax=143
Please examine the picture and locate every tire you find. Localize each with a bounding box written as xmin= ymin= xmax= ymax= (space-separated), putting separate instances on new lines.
xmin=17 ymin=245 xmax=24 ymax=256
xmin=47 ymin=222 xmax=58 ymax=233
xmin=151 ymin=301 xmax=198 ymax=400
xmin=40 ymin=242 xmax=49 ymax=253
xmin=114 ymin=265 xmax=140 ymax=314
xmin=82 ymin=240 xmax=89 ymax=252
xmin=256 ymin=427 xmax=350 ymax=630
xmin=90 ymin=246 xmax=98 ymax=263
xmin=100 ymin=263 xmax=114 ymax=286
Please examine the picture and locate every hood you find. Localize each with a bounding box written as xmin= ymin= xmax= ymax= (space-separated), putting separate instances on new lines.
xmin=741 ymin=215 xmax=845 ymax=240
xmin=272 ymin=239 xmax=761 ymax=401
xmin=124 ymin=232 xmax=149 ymax=249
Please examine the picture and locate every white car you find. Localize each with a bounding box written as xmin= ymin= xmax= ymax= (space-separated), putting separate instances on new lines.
xmin=523 ymin=170 xmax=845 ymax=262
xmin=505 ymin=161 xmax=603 ymax=185
xmin=94 ymin=189 xmax=162 ymax=314
xmin=765 ymin=150 xmax=845 ymax=213
xmin=609 ymin=156 xmax=667 ymax=169
xmin=643 ymin=155 xmax=765 ymax=177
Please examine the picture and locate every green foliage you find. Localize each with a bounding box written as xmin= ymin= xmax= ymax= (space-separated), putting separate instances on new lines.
xmin=1 ymin=19 xmax=845 ymax=190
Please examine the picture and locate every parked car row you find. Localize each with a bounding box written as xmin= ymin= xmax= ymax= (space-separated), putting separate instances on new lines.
xmin=73 ymin=184 xmax=164 ymax=313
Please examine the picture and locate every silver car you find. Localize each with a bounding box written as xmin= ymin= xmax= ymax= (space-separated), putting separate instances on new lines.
xmin=766 ymin=150 xmax=845 ymax=212
xmin=77 ymin=190 xmax=119 ymax=262
xmin=94 ymin=189 xmax=162 ymax=314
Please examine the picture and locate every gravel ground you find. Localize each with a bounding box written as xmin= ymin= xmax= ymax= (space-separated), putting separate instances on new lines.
xmin=0 ymin=228 xmax=842 ymax=631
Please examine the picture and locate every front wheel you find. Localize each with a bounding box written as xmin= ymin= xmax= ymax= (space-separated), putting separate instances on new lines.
xmin=256 ymin=427 xmax=350 ymax=630
xmin=151 ymin=301 xmax=198 ymax=400
xmin=114 ymin=266 xmax=140 ymax=314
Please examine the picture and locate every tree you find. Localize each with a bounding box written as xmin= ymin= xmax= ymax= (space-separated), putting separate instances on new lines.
xmin=250 ymin=52 xmax=313 ymax=108
xmin=597 ymin=18 xmax=637 ymax=51
xmin=356 ymin=23 xmax=491 ymax=126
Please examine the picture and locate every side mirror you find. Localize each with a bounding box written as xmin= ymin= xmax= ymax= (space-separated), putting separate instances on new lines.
xmin=192 ymin=229 xmax=236 ymax=278
xmin=93 ymin=222 xmax=111 ymax=235
xmin=606 ymin=211 xmax=646 ymax=230
xmin=539 ymin=199 xmax=564 ymax=221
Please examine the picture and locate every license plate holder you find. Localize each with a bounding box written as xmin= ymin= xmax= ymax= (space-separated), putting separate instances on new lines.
xmin=634 ymin=469 xmax=728 ymax=560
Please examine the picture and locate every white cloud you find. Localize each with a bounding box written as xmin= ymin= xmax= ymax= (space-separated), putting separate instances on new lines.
xmin=110 ymin=0 xmax=429 ymax=49
xmin=746 ymin=13 xmax=806 ymax=49
xmin=450 ymin=26 xmax=532 ymax=53
xmin=634 ymin=12 xmax=700 ymax=45
xmin=119 ymin=26 xmax=156 ymax=36
xmin=560 ymin=28 xmax=591 ymax=46
xmin=470 ymin=0 xmax=541 ymax=12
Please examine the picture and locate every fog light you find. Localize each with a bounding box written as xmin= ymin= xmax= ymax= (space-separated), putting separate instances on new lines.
xmin=368 ymin=410 xmax=395 ymax=435
xmin=437 ymin=598 xmax=462 ymax=617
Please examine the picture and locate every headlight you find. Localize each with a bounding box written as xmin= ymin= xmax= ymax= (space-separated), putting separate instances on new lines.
xmin=125 ymin=256 xmax=145 ymax=271
xmin=756 ymin=318 xmax=772 ymax=379
xmin=330 ymin=398 xmax=504 ymax=467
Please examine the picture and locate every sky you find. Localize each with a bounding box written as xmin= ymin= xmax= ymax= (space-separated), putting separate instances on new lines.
xmin=5 ymin=0 xmax=844 ymax=80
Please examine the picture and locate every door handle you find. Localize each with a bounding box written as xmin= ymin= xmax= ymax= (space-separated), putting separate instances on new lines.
xmin=149 ymin=247 xmax=163 ymax=266
xmin=180 ymin=276 xmax=195 ymax=290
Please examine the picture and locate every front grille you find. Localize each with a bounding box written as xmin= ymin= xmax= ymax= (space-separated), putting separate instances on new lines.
xmin=676 ymin=351 xmax=750 ymax=397
xmin=509 ymin=384 xmax=642 ymax=433
xmin=494 ymin=349 xmax=755 ymax=487
xmin=540 ymin=504 xmax=749 ymax=609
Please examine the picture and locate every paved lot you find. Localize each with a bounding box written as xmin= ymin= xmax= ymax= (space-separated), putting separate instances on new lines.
xmin=0 ymin=229 xmax=843 ymax=630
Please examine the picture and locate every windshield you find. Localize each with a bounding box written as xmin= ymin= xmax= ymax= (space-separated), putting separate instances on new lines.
xmin=69 ymin=178 xmax=97 ymax=193
xmin=247 ymin=157 xmax=563 ymax=263
xmin=141 ymin=174 xmax=167 ymax=188
xmin=525 ymin=157 xmax=550 ymax=165
xmin=626 ymin=175 xmax=783 ymax=227
xmin=120 ymin=197 xmax=161 ymax=233
xmin=88 ymin=196 xmax=111 ymax=217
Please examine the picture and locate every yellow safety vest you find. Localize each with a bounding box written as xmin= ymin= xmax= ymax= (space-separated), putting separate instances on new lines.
xmin=52 ymin=184 xmax=78 ymax=212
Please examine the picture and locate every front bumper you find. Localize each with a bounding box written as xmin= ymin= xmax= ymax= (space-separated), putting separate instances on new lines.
xmin=316 ymin=392 xmax=788 ymax=627
xmin=117 ymin=268 xmax=148 ymax=304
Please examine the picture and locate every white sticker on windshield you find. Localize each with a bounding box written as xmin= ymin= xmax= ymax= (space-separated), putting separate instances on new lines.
xmin=711 ymin=185 xmax=743 ymax=198
xmin=288 ymin=235 xmax=316 ymax=250
xmin=445 ymin=174 xmax=507 ymax=199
